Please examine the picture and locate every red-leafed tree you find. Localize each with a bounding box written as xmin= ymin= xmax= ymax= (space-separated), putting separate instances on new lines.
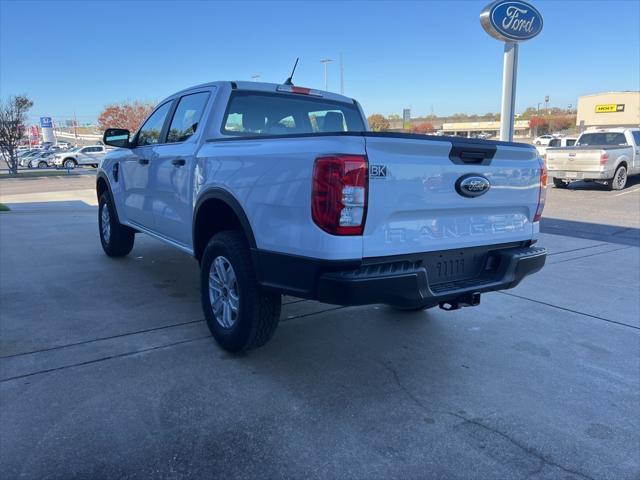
xmin=98 ymin=101 xmax=155 ymax=134
xmin=529 ymin=116 xmax=549 ymax=135
xmin=412 ymin=122 xmax=435 ymax=134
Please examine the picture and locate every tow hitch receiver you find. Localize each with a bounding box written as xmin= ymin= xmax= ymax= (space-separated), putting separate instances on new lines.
xmin=439 ymin=292 xmax=481 ymax=311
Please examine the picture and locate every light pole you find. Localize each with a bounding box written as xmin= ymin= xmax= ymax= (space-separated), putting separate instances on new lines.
xmin=251 ymin=74 xmax=260 ymax=82
xmin=320 ymin=58 xmax=332 ymax=91
xmin=544 ymin=95 xmax=549 ymax=114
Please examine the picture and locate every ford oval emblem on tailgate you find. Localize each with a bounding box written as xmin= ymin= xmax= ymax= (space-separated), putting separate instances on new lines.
xmin=456 ymin=174 xmax=491 ymax=198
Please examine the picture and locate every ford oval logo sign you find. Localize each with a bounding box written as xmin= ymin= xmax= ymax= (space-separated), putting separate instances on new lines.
xmin=480 ymin=0 xmax=543 ymax=42
xmin=456 ymin=174 xmax=491 ymax=198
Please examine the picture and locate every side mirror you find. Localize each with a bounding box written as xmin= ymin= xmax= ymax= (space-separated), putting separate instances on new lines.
xmin=103 ymin=128 xmax=131 ymax=148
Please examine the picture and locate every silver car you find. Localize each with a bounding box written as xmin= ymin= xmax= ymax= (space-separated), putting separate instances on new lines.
xmin=53 ymin=145 xmax=108 ymax=168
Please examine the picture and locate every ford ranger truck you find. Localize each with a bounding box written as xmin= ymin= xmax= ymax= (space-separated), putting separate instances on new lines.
xmin=98 ymin=81 xmax=547 ymax=352
xmin=546 ymin=128 xmax=640 ymax=190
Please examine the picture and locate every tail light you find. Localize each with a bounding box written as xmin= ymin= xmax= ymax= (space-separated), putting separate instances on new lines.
xmin=312 ymin=155 xmax=368 ymax=235
xmin=533 ymin=157 xmax=547 ymax=222
xmin=600 ymin=152 xmax=609 ymax=166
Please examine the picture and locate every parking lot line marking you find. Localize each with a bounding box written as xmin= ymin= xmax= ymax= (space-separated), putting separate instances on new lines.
xmin=0 ymin=336 xmax=212 ymax=384
xmin=614 ymin=187 xmax=640 ymax=197
xmin=499 ymin=292 xmax=640 ymax=331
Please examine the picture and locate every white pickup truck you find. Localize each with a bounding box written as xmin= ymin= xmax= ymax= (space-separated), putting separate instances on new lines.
xmin=98 ymin=81 xmax=547 ymax=352
xmin=546 ymin=128 xmax=640 ymax=189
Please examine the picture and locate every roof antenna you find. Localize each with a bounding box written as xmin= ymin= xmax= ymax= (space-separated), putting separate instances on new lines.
xmin=284 ymin=58 xmax=299 ymax=85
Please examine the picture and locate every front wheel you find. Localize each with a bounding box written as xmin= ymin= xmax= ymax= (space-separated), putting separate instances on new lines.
xmin=609 ymin=165 xmax=627 ymax=190
xmin=201 ymin=231 xmax=281 ymax=352
xmin=63 ymin=159 xmax=76 ymax=169
xmin=38 ymin=161 xmax=47 ymax=168
xmin=98 ymin=193 xmax=135 ymax=257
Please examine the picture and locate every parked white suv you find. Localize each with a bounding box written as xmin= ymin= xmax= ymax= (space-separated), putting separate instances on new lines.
xmin=98 ymin=81 xmax=547 ymax=352
xmin=52 ymin=145 xmax=107 ymax=168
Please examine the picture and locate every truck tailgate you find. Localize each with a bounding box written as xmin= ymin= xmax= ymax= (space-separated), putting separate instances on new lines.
xmin=546 ymin=148 xmax=603 ymax=173
xmin=363 ymin=134 xmax=541 ymax=257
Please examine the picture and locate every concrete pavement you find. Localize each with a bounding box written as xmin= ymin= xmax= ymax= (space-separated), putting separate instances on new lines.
xmin=0 ymin=176 xmax=638 ymax=479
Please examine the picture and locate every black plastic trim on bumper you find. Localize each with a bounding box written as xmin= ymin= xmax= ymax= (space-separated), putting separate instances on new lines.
xmin=316 ymin=246 xmax=546 ymax=309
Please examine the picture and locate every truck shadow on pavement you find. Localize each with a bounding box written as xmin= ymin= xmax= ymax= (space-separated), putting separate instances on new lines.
xmin=541 ymin=217 xmax=640 ymax=246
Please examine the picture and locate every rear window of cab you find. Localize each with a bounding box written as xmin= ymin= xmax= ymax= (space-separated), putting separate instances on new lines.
xmin=222 ymin=91 xmax=365 ymax=136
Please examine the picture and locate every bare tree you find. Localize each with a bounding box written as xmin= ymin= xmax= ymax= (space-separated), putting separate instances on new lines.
xmin=0 ymin=95 xmax=33 ymax=175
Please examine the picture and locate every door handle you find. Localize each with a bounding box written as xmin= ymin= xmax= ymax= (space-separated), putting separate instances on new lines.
xmin=171 ymin=158 xmax=186 ymax=167
xmin=138 ymin=158 xmax=149 ymax=165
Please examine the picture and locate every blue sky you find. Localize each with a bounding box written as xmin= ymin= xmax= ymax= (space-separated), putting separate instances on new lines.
xmin=1 ymin=0 xmax=638 ymax=124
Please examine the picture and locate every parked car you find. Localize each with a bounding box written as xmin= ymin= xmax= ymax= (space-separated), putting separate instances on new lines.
xmin=546 ymin=128 xmax=640 ymax=190
xmin=18 ymin=150 xmax=42 ymax=167
xmin=27 ymin=151 xmax=56 ymax=168
xmin=98 ymin=80 xmax=547 ymax=352
xmin=536 ymin=136 xmax=577 ymax=157
xmin=56 ymin=141 xmax=72 ymax=149
xmin=52 ymin=145 xmax=108 ymax=168
xmin=534 ymin=134 xmax=555 ymax=146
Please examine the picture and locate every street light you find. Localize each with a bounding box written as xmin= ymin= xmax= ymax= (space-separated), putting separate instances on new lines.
xmin=251 ymin=74 xmax=260 ymax=82
xmin=320 ymin=58 xmax=332 ymax=91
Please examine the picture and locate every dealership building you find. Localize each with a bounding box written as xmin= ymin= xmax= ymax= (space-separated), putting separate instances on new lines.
xmin=440 ymin=120 xmax=531 ymax=138
xmin=576 ymin=91 xmax=640 ymax=130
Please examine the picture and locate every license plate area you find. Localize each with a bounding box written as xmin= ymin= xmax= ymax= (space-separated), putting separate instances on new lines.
xmin=424 ymin=247 xmax=499 ymax=286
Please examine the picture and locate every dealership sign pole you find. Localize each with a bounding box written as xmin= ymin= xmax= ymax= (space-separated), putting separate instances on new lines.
xmin=480 ymin=1 xmax=543 ymax=141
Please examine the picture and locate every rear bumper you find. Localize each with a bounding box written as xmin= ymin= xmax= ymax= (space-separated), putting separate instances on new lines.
xmin=549 ymin=169 xmax=613 ymax=180
xmin=255 ymin=244 xmax=546 ymax=309
xmin=316 ymin=246 xmax=546 ymax=309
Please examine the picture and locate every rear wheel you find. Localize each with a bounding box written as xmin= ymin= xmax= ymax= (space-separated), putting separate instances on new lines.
xmin=201 ymin=231 xmax=281 ymax=352
xmin=609 ymin=165 xmax=627 ymax=190
xmin=63 ymin=159 xmax=76 ymax=169
xmin=98 ymin=193 xmax=135 ymax=257
xmin=552 ymin=177 xmax=568 ymax=188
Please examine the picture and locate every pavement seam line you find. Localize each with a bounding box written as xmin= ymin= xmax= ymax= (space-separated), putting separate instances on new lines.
xmin=499 ymin=292 xmax=640 ymax=330
xmin=550 ymin=245 xmax=633 ymax=264
xmin=0 ymin=336 xmax=212 ymax=383
xmin=0 ymin=305 xmax=345 ymax=381
xmin=0 ymin=302 xmax=335 ymax=360
xmin=0 ymin=319 xmax=206 ymax=359
xmin=546 ymin=242 xmax=609 ymax=256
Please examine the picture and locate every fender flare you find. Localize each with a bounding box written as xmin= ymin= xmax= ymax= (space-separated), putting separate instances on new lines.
xmin=96 ymin=171 xmax=122 ymax=223
xmin=193 ymin=188 xmax=257 ymax=249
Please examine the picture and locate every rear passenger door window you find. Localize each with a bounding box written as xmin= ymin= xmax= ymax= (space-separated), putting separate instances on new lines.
xmin=166 ymin=92 xmax=209 ymax=143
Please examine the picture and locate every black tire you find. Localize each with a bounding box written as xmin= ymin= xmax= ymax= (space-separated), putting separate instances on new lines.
xmin=201 ymin=231 xmax=281 ymax=352
xmin=552 ymin=177 xmax=568 ymax=188
xmin=38 ymin=161 xmax=47 ymax=168
xmin=63 ymin=158 xmax=76 ymax=169
xmin=98 ymin=193 xmax=135 ymax=257
xmin=609 ymin=165 xmax=627 ymax=191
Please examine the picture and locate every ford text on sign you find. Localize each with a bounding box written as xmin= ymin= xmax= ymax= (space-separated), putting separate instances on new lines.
xmin=480 ymin=1 xmax=543 ymax=42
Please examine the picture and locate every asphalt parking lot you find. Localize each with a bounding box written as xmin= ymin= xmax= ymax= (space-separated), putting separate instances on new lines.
xmin=1 ymin=174 xmax=639 ymax=479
